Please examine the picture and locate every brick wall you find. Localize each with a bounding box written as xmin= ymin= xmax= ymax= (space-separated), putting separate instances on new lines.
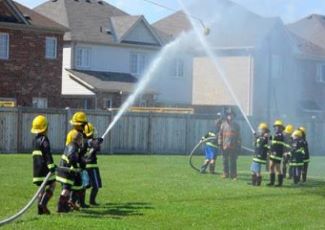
xmin=0 ymin=27 xmax=64 ymax=108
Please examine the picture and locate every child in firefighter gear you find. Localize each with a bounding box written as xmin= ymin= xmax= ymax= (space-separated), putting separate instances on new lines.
xmin=299 ymin=127 xmax=310 ymax=183
xmin=283 ymin=124 xmax=294 ymax=179
xmin=268 ymin=120 xmax=290 ymax=187
xmin=218 ymin=108 xmax=241 ymax=180
xmin=56 ymin=130 xmax=83 ymax=213
xmin=200 ymin=131 xmax=219 ymax=174
xmin=31 ymin=115 xmax=56 ymax=215
xmin=288 ymin=130 xmax=305 ymax=184
xmin=69 ymin=111 xmax=89 ymax=209
xmin=84 ymin=123 xmax=103 ymax=205
xmin=250 ymin=123 xmax=270 ymax=186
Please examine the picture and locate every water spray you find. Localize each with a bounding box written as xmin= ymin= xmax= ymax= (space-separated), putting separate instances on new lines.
xmin=178 ymin=0 xmax=255 ymax=134
xmin=143 ymin=0 xmax=210 ymax=35
xmin=100 ymin=34 xmax=188 ymax=140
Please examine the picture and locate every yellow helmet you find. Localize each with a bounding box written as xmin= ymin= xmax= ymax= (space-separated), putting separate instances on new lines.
xmin=84 ymin=122 xmax=95 ymax=138
xmin=31 ymin=115 xmax=48 ymax=134
xmin=258 ymin=122 xmax=268 ymax=130
xmin=292 ymin=130 xmax=303 ymax=138
xmin=284 ymin=124 xmax=294 ymax=134
xmin=273 ymin=120 xmax=284 ymax=127
xmin=70 ymin=112 xmax=88 ymax=126
xmin=66 ymin=129 xmax=83 ymax=145
xmin=298 ymin=126 xmax=306 ymax=135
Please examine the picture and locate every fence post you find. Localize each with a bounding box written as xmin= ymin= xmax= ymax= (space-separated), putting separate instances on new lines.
xmin=109 ymin=111 xmax=113 ymax=154
xmin=184 ymin=114 xmax=191 ymax=155
xmin=16 ymin=107 xmax=22 ymax=153
xmin=147 ymin=113 xmax=152 ymax=154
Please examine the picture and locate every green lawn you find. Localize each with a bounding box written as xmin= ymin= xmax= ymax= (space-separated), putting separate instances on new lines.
xmin=0 ymin=154 xmax=325 ymax=230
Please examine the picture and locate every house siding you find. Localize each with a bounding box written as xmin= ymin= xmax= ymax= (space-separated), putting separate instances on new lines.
xmin=192 ymin=55 xmax=253 ymax=115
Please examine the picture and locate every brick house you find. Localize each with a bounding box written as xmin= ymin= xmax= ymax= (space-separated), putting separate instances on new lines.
xmin=0 ymin=0 xmax=67 ymax=108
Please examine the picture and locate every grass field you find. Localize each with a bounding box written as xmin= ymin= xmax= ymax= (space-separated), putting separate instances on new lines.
xmin=1 ymin=154 xmax=325 ymax=230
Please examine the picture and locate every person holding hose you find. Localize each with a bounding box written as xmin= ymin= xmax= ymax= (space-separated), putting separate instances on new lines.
xmin=69 ymin=111 xmax=89 ymax=209
xmin=218 ymin=108 xmax=241 ymax=180
xmin=56 ymin=129 xmax=84 ymax=213
xmin=283 ymin=124 xmax=294 ymax=179
xmin=200 ymin=131 xmax=219 ymax=174
xmin=268 ymin=120 xmax=290 ymax=187
xmin=250 ymin=122 xmax=270 ymax=186
xmin=31 ymin=115 xmax=56 ymax=215
xmin=84 ymin=123 xmax=103 ymax=205
xmin=299 ymin=127 xmax=310 ymax=183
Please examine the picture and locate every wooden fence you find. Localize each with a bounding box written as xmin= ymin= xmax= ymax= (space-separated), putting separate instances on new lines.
xmin=0 ymin=107 xmax=324 ymax=155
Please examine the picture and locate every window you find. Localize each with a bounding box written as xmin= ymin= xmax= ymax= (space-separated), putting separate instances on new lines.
xmin=171 ymin=58 xmax=184 ymax=78
xmin=271 ymin=55 xmax=283 ymax=79
xmin=45 ymin=37 xmax=57 ymax=59
xmin=0 ymin=33 xmax=9 ymax=60
xmin=76 ymin=47 xmax=91 ymax=68
xmin=103 ymin=97 xmax=113 ymax=109
xmin=32 ymin=97 xmax=48 ymax=109
xmin=316 ymin=64 xmax=325 ymax=83
xmin=130 ymin=52 xmax=147 ymax=75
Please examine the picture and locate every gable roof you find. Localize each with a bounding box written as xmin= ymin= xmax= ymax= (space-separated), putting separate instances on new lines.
xmin=287 ymin=14 xmax=325 ymax=50
xmin=153 ymin=1 xmax=283 ymax=48
xmin=0 ymin=0 xmax=67 ymax=32
xmin=288 ymin=31 xmax=325 ymax=59
xmin=35 ymin=0 xmax=162 ymax=46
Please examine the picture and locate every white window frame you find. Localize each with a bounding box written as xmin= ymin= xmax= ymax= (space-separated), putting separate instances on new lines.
xmin=316 ymin=63 xmax=325 ymax=83
xmin=32 ymin=97 xmax=48 ymax=109
xmin=130 ymin=52 xmax=147 ymax=76
xmin=45 ymin=37 xmax=57 ymax=59
xmin=171 ymin=58 xmax=185 ymax=78
xmin=0 ymin=33 xmax=9 ymax=60
xmin=75 ymin=47 xmax=91 ymax=69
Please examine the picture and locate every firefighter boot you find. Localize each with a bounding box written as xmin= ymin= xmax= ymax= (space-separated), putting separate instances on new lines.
xmin=37 ymin=193 xmax=44 ymax=215
xmin=209 ymin=163 xmax=216 ymax=174
xmin=57 ymin=195 xmax=70 ymax=213
xmin=251 ymin=174 xmax=257 ymax=186
xmin=267 ymin=173 xmax=275 ymax=186
xmin=256 ymin=176 xmax=262 ymax=186
xmin=39 ymin=189 xmax=53 ymax=214
xmin=275 ymin=174 xmax=283 ymax=187
xmin=90 ymin=188 xmax=99 ymax=206
xmin=79 ymin=190 xmax=89 ymax=208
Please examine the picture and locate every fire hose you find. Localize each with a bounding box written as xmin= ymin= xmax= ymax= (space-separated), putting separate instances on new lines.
xmin=189 ymin=137 xmax=254 ymax=172
xmin=0 ymin=172 xmax=53 ymax=227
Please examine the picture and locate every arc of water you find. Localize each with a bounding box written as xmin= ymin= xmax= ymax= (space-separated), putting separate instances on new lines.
xmin=178 ymin=0 xmax=255 ymax=134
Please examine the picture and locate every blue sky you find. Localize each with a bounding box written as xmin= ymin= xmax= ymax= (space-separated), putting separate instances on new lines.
xmin=16 ymin=0 xmax=325 ymax=24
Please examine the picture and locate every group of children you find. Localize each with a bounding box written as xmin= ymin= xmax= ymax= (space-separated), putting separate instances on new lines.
xmin=31 ymin=111 xmax=103 ymax=214
xmin=251 ymin=120 xmax=310 ymax=187
xmin=199 ymin=117 xmax=310 ymax=187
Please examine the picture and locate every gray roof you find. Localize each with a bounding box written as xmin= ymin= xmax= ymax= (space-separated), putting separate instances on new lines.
xmin=0 ymin=0 xmax=67 ymax=32
xmin=34 ymin=0 xmax=161 ymax=46
xmin=153 ymin=1 xmax=283 ymax=48
xmin=287 ymin=14 xmax=325 ymax=50
xmin=67 ymin=69 xmax=155 ymax=94
xmin=288 ymin=31 xmax=325 ymax=59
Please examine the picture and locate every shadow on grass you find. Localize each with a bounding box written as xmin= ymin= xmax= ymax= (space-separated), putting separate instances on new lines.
xmin=80 ymin=202 xmax=154 ymax=219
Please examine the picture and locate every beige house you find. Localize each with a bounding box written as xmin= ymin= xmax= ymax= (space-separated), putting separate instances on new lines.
xmin=154 ymin=8 xmax=295 ymax=118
